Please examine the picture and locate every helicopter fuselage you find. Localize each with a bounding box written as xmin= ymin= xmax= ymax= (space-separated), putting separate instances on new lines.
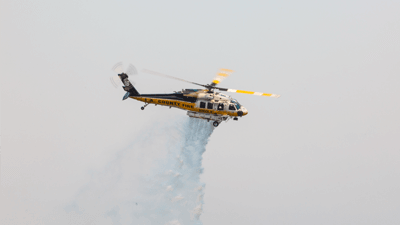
xmin=114 ymin=68 xmax=278 ymax=127
xmin=130 ymin=90 xmax=248 ymax=119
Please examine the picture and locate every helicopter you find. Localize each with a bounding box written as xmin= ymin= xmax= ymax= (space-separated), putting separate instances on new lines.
xmin=110 ymin=63 xmax=280 ymax=127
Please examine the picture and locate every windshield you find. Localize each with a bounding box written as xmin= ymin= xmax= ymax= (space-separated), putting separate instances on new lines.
xmin=231 ymin=99 xmax=241 ymax=110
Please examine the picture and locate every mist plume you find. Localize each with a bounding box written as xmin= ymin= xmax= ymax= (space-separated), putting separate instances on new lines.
xmin=65 ymin=117 xmax=214 ymax=225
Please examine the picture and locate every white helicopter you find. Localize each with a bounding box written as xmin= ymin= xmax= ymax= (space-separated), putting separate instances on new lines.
xmin=111 ymin=63 xmax=280 ymax=127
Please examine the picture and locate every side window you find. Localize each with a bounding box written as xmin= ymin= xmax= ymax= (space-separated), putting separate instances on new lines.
xmin=200 ymin=102 xmax=206 ymax=108
xmin=207 ymin=102 xmax=213 ymax=109
xmin=229 ymin=104 xmax=236 ymax=110
xmin=217 ymin=103 xmax=224 ymax=111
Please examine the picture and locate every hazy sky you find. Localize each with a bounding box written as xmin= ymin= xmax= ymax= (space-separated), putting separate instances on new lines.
xmin=1 ymin=0 xmax=400 ymax=224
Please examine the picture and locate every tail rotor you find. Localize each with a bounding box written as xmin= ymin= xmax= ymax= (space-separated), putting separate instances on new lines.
xmin=110 ymin=62 xmax=138 ymax=88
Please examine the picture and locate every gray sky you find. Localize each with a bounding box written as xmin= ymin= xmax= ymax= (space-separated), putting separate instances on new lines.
xmin=1 ymin=0 xmax=400 ymax=224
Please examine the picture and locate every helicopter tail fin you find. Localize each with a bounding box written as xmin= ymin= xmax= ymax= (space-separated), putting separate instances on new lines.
xmin=119 ymin=73 xmax=140 ymax=100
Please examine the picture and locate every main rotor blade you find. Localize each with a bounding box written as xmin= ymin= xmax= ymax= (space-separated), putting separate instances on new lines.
xmin=210 ymin=68 xmax=234 ymax=87
xmin=214 ymin=86 xmax=281 ymax=98
xmin=142 ymin=69 xmax=207 ymax=88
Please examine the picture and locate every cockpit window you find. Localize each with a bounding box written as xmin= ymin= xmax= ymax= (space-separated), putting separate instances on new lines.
xmin=230 ymin=99 xmax=241 ymax=109
xmin=229 ymin=104 xmax=236 ymax=111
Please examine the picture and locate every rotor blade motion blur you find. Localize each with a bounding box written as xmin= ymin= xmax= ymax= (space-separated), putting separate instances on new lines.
xmin=210 ymin=68 xmax=234 ymax=86
xmin=111 ymin=62 xmax=124 ymax=74
xmin=142 ymin=69 xmax=207 ymax=88
xmin=141 ymin=68 xmax=280 ymax=97
xmin=110 ymin=75 xmax=122 ymax=88
xmin=126 ymin=63 xmax=138 ymax=76
xmin=110 ymin=62 xmax=137 ymax=89
xmin=218 ymin=87 xmax=281 ymax=98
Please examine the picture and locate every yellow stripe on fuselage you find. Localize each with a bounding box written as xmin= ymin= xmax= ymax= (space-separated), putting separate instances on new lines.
xmin=132 ymin=97 xmax=196 ymax=110
xmin=131 ymin=96 xmax=241 ymax=117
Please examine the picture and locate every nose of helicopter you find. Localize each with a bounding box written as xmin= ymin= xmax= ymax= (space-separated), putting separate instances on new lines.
xmin=242 ymin=107 xmax=248 ymax=116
